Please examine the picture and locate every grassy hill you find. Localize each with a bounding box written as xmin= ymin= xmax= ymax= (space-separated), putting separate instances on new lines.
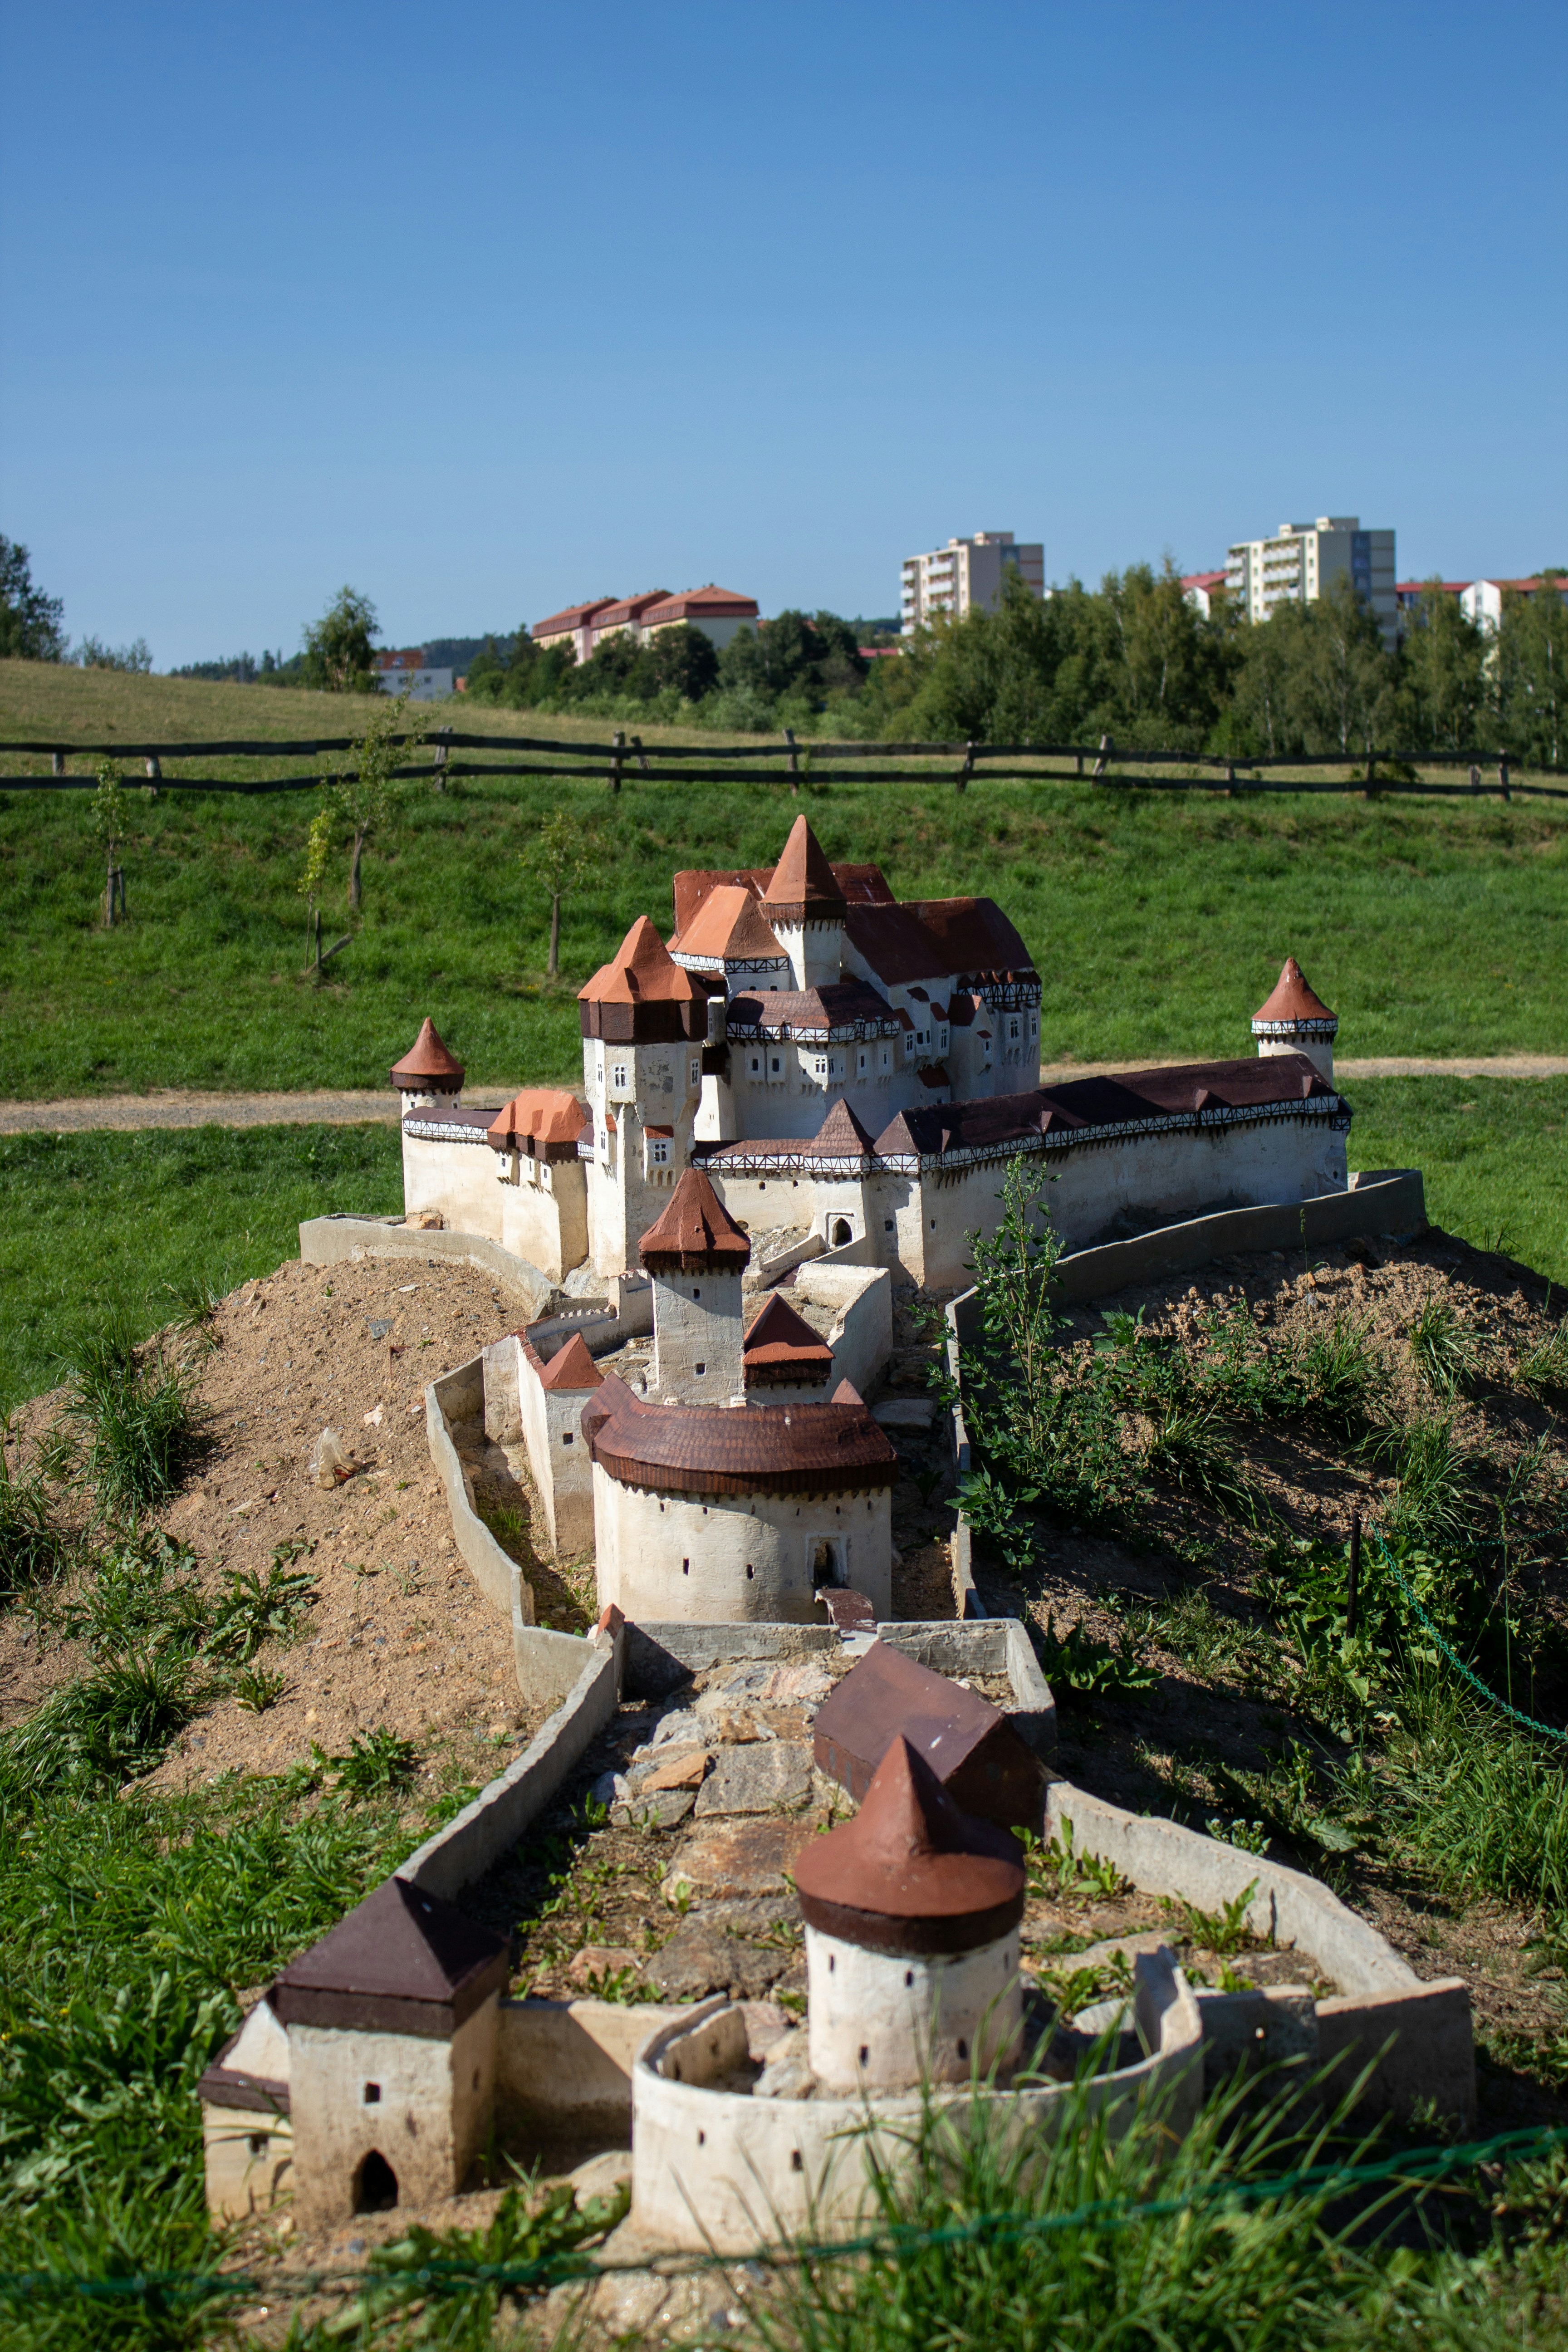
xmin=2 ymin=662 xmax=1564 ymax=1105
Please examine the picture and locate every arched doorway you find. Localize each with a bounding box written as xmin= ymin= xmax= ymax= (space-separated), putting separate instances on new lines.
xmin=830 ymin=1217 xmax=853 ymax=1247
xmin=354 ymin=2150 xmax=399 ymax=2213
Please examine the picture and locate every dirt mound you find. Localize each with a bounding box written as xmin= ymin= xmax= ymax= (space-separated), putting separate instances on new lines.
xmin=1 ymin=1254 xmax=562 ymax=1784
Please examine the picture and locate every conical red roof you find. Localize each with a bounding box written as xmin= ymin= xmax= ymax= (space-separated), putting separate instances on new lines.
xmin=1252 ymin=956 xmax=1338 ymax=1034
xmin=794 ymin=1736 xmax=1025 ymax=1955
xmin=638 ymin=1168 xmax=753 ymax=1272
xmin=760 ymin=818 xmax=846 ymax=922
xmin=391 ymin=1018 xmax=465 ymax=1090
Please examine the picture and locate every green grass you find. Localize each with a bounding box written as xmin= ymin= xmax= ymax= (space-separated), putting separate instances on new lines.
xmin=0 ymin=1122 xmax=400 ymax=1412
xmin=1348 ymin=1075 xmax=1568 ymax=1285
xmin=2 ymin=665 xmax=1566 ymax=1096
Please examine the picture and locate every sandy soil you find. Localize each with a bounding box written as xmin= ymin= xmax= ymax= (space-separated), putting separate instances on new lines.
xmin=1 ymin=1254 xmax=551 ymax=1779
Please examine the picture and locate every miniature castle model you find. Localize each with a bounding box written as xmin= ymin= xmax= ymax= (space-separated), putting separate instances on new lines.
xmin=581 ymin=1170 xmax=898 ymax=1622
xmin=396 ymin=819 xmax=1350 ymax=1294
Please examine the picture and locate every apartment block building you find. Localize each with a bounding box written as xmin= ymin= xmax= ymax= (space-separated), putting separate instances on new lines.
xmin=1460 ymin=577 xmax=1568 ymax=635
xmin=900 ymin=532 xmax=1044 ymax=635
xmin=1225 ymin=518 xmax=1397 ymax=647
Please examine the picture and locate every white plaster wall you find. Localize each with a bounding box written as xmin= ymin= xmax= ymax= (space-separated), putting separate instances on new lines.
xmin=593 ymin=1463 xmax=892 ymax=1622
xmin=201 ymin=2107 xmax=294 ymax=2220
xmin=582 ymin=1035 xmax=701 ymax=1276
xmin=792 ymin=1263 xmax=893 ymax=1396
xmin=1259 ymin=1034 xmax=1335 ymax=1085
xmin=402 ymin=1135 xmax=504 ymax=1242
xmin=806 ymin=1923 xmax=1023 ymax=2092
xmin=286 ymin=1997 xmax=498 ymax=2232
xmin=895 ymin=1120 xmax=1348 ymax=1287
xmin=651 ymin=1269 xmax=746 ymax=1401
xmin=509 ymin=1340 xmax=596 ymax=1557
xmin=498 ymin=1158 xmax=587 ymax=1282
xmin=705 ymin=1169 xmax=818 ymax=1236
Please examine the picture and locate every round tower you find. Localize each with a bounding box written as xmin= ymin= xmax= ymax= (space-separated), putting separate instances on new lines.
xmin=794 ymin=1735 xmax=1026 ymax=2092
xmin=1251 ymin=957 xmax=1338 ymax=1085
xmin=390 ymin=1018 xmax=466 ymax=1116
xmin=758 ymin=816 xmax=846 ymax=991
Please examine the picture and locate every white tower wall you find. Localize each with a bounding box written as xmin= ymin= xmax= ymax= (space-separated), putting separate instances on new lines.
xmin=805 ymin=1923 xmax=1022 ymax=2092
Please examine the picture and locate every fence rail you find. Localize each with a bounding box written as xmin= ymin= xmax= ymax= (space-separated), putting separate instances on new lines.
xmin=0 ymin=732 xmax=1561 ymax=801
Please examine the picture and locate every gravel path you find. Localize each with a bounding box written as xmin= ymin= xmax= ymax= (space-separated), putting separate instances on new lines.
xmin=0 ymin=1056 xmax=1563 ymax=1135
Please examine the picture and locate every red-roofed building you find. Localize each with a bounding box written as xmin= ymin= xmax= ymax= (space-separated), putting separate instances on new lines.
xmin=531 ymin=598 xmax=617 ymax=663
xmin=641 ymin=585 xmax=760 ymax=651
xmin=1180 ymin=571 xmax=1227 ymax=620
xmin=1460 ymin=576 xmax=1568 ymax=635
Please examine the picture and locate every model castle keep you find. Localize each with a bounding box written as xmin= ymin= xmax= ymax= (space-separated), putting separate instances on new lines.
xmin=396 ymin=815 xmax=1349 ymax=1290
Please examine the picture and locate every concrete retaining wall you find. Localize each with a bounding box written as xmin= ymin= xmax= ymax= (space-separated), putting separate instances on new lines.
xmin=300 ymin=1215 xmax=555 ymax=1319
xmin=397 ymin=1624 xmax=621 ymax=1901
xmin=425 ymin=1360 xmax=592 ymax=1712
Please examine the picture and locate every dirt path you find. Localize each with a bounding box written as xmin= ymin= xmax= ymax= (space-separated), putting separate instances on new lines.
xmin=1 ymin=1056 xmax=1564 ymax=1135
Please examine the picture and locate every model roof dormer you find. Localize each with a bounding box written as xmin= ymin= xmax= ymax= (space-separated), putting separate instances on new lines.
xmin=668 ymin=882 xmax=789 ymax=989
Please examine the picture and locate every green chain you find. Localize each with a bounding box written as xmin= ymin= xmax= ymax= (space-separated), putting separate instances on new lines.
xmin=1368 ymin=1529 xmax=1568 ymax=1745
xmin=3 ymin=2119 xmax=1568 ymax=2310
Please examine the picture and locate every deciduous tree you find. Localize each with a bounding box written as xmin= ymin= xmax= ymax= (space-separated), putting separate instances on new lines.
xmin=302 ymin=587 xmax=381 ymax=694
xmin=520 ymin=808 xmax=599 ymax=978
xmin=0 ymin=536 xmax=66 ymax=662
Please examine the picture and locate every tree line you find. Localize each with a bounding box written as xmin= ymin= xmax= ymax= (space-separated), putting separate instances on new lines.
xmin=432 ymin=568 xmax=1568 ymax=769
xmin=6 ymin=538 xmax=1566 ymax=767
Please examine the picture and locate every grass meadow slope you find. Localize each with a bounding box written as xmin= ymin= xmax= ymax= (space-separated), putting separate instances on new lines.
xmin=1 ymin=661 xmax=1565 ymax=1097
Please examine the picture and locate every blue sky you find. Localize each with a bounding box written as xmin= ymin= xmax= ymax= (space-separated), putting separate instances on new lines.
xmin=2 ymin=2 xmax=1564 ymax=666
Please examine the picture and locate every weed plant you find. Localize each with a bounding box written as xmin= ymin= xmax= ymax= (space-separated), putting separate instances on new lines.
xmin=1518 ymin=1316 xmax=1568 ymax=1406
xmin=753 ymin=2062 xmax=1525 ymax=2352
xmin=0 ymin=1422 xmax=73 ymax=1603
xmin=49 ymin=1320 xmax=201 ymax=1518
xmin=1409 ymin=1294 xmax=1485 ymax=1398
xmin=1033 ymin=1612 xmax=1159 ymax=1700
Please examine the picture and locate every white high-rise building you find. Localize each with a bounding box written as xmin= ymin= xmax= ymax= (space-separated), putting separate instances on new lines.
xmin=1225 ymin=518 xmax=1397 ymax=647
xmin=901 ymin=533 xmax=1044 ymax=635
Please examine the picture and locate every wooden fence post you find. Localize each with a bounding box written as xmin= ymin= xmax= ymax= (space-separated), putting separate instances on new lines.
xmin=956 ymin=740 xmax=975 ymax=793
xmin=785 ymin=728 xmax=800 ymax=794
xmin=144 ymin=755 xmax=161 ymax=799
xmin=1363 ymin=754 xmax=1376 ymax=799
xmin=631 ymin=735 xmax=649 ymax=773
xmin=610 ymin=730 xmax=624 ymax=794
xmin=51 ymin=751 xmax=65 ymax=777
xmin=1499 ymin=754 xmax=1511 ymax=803
xmin=431 ymin=728 xmax=450 ymax=790
xmin=1091 ymin=735 xmax=1112 ymax=780
xmin=1226 ymin=762 xmax=1237 ymax=796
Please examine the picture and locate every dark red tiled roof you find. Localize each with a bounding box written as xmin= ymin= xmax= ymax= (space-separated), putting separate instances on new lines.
xmin=272 ymin=1878 xmax=509 ymax=2035
xmin=728 ymin=980 xmax=899 ymax=1038
xmin=903 ymin=897 xmax=1034 ymax=978
xmin=642 ymin=585 xmax=760 ymax=625
xmin=580 ymin=1372 xmax=897 ymax=1497
xmin=918 ymin=1061 xmax=951 ymax=1088
xmin=1252 ymin=956 xmax=1338 ymax=1033
xmin=638 ymin=1168 xmax=752 ymax=1272
xmin=391 ymin=1017 xmax=465 ymax=1089
xmin=794 ymin=1735 xmax=1025 ymax=1955
xmin=532 ymin=597 xmax=617 ymax=640
xmin=743 ymin=1293 xmax=833 ymax=1385
xmin=592 ymin=590 xmax=670 ymax=630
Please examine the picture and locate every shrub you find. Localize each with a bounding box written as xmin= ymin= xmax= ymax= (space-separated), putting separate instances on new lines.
xmin=208 ymin=1544 xmax=317 ymax=1662
xmin=1034 ymin=1612 xmax=1158 ymax=1700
